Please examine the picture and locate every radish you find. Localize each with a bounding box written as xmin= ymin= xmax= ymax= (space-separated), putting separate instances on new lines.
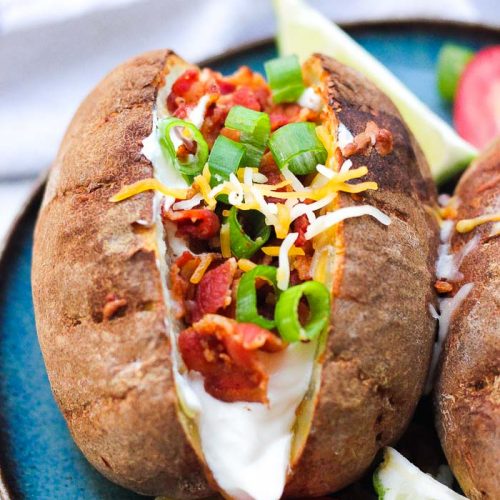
xmin=454 ymin=46 xmax=500 ymax=149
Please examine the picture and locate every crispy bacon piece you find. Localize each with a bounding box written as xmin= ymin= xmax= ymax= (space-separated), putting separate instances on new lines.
xmin=292 ymin=214 xmax=310 ymax=247
xmin=191 ymin=259 xmax=237 ymax=323
xmin=434 ymin=280 xmax=453 ymax=294
xmin=170 ymin=251 xmax=200 ymax=319
xmin=164 ymin=209 xmax=221 ymax=240
xmin=178 ymin=314 xmax=284 ymax=403
xmin=341 ymin=120 xmax=393 ymax=158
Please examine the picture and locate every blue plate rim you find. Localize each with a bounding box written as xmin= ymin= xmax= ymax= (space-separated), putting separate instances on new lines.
xmin=1 ymin=18 xmax=498 ymax=500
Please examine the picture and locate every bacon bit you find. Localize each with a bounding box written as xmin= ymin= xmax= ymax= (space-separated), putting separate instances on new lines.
xmin=191 ymin=259 xmax=237 ymax=323
xmin=172 ymin=69 xmax=200 ymax=97
xmin=190 ymin=253 xmax=216 ymax=284
xmin=375 ymin=128 xmax=393 ymax=156
xmin=170 ymin=252 xmax=200 ymax=319
xmin=291 ymin=254 xmax=312 ymax=281
xmin=178 ymin=314 xmax=284 ymax=403
xmin=217 ymin=79 xmax=236 ymax=95
xmin=292 ymin=214 xmax=310 ymax=247
xmin=164 ymin=209 xmax=221 ymax=240
xmin=232 ymin=86 xmax=262 ymax=111
xmin=434 ymin=280 xmax=453 ymax=294
xmin=102 ymin=293 xmax=127 ymax=320
xmin=342 ymin=121 xmax=393 ymax=158
xmin=220 ymin=127 xmax=241 ymax=142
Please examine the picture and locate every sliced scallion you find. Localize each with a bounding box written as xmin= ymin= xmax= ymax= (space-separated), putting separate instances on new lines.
xmin=226 ymin=207 xmax=271 ymax=258
xmin=208 ymin=135 xmax=245 ymax=187
xmin=236 ymin=265 xmax=279 ymax=330
xmin=274 ymin=281 xmax=330 ymax=342
xmin=269 ymin=122 xmax=327 ymax=175
xmin=158 ymin=118 xmax=208 ymax=177
xmin=225 ymin=106 xmax=271 ymax=167
xmin=264 ymin=55 xmax=306 ymax=104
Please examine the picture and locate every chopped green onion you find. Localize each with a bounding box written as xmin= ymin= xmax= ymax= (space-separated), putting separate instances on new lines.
xmin=269 ymin=122 xmax=327 ymax=175
xmin=208 ymin=135 xmax=245 ymax=187
xmin=437 ymin=43 xmax=474 ymax=102
xmin=225 ymin=106 xmax=271 ymax=167
xmin=275 ymin=281 xmax=330 ymax=342
xmin=226 ymin=207 xmax=271 ymax=258
xmin=264 ymin=55 xmax=306 ymax=104
xmin=236 ymin=265 xmax=279 ymax=330
xmin=158 ymin=118 xmax=208 ymax=176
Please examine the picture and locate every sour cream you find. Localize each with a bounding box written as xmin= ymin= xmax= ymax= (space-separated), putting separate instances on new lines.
xmin=180 ymin=342 xmax=317 ymax=500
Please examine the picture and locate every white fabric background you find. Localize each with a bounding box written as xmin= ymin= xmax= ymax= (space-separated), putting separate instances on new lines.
xmin=0 ymin=0 xmax=499 ymax=243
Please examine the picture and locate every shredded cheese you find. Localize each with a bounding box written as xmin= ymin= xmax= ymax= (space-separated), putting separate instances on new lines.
xmin=173 ymin=193 xmax=204 ymax=210
xmin=277 ymin=232 xmax=298 ymax=290
xmin=193 ymin=165 xmax=216 ymax=210
xmin=190 ymin=254 xmax=215 ymax=284
xmin=220 ymin=223 xmax=231 ymax=258
xmin=456 ymin=212 xmax=500 ymax=233
xmin=305 ymin=205 xmax=391 ymax=240
xmin=109 ymin=178 xmax=188 ymax=203
xmin=237 ymin=259 xmax=257 ymax=272
xmin=262 ymin=246 xmax=305 ymax=257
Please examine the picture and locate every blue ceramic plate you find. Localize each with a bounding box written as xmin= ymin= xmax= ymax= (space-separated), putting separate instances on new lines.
xmin=1 ymin=21 xmax=499 ymax=500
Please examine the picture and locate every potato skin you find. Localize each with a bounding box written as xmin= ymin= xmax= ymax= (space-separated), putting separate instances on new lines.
xmin=32 ymin=50 xmax=211 ymax=498
xmin=32 ymin=51 xmax=439 ymax=498
xmin=435 ymin=139 xmax=500 ymax=500
xmin=286 ymin=55 xmax=439 ymax=496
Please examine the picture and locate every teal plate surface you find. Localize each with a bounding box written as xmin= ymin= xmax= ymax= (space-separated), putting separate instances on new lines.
xmin=0 ymin=22 xmax=498 ymax=499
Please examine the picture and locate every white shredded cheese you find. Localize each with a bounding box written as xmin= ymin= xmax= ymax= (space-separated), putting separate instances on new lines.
xmin=187 ymin=94 xmax=210 ymax=129
xmin=305 ymin=205 xmax=391 ymax=240
xmin=297 ymin=87 xmax=322 ymax=111
xmin=290 ymin=194 xmax=335 ymax=222
xmin=315 ymin=164 xmax=334 ymax=179
xmin=490 ymin=221 xmax=500 ymax=238
xmin=282 ymin=166 xmax=306 ymax=192
xmin=172 ymin=193 xmax=204 ymax=211
xmin=227 ymin=173 xmax=244 ymax=205
xmin=339 ymin=159 xmax=353 ymax=173
xmin=277 ymin=232 xmax=298 ymax=290
xmin=337 ymin=122 xmax=354 ymax=149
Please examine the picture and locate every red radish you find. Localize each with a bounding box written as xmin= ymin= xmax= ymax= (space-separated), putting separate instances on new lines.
xmin=454 ymin=46 xmax=500 ymax=149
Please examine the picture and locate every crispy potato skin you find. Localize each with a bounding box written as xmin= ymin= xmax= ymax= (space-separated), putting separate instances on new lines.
xmin=286 ymin=55 xmax=439 ymax=496
xmin=32 ymin=51 xmax=439 ymax=498
xmin=435 ymin=139 xmax=500 ymax=500
xmin=32 ymin=50 xmax=211 ymax=498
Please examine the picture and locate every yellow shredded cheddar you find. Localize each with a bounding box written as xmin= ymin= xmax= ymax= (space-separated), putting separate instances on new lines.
xmin=237 ymin=259 xmax=257 ymax=272
xmin=261 ymin=246 xmax=305 ymax=257
xmin=190 ymin=254 xmax=215 ymax=284
xmin=109 ymin=179 xmax=188 ymax=202
xmin=220 ymin=222 xmax=231 ymax=258
xmin=456 ymin=213 xmax=500 ymax=233
xmin=275 ymin=204 xmax=292 ymax=239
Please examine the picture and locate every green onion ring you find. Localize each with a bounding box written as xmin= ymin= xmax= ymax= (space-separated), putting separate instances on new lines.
xmin=225 ymin=105 xmax=271 ymax=167
xmin=268 ymin=122 xmax=327 ymax=175
xmin=226 ymin=207 xmax=271 ymax=259
xmin=274 ymin=281 xmax=330 ymax=342
xmin=264 ymin=54 xmax=306 ymax=104
xmin=236 ymin=265 xmax=279 ymax=330
xmin=158 ymin=118 xmax=208 ymax=176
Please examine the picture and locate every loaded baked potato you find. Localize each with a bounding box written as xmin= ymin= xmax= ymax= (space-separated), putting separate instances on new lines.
xmin=32 ymin=50 xmax=439 ymax=499
xmin=435 ymin=138 xmax=500 ymax=500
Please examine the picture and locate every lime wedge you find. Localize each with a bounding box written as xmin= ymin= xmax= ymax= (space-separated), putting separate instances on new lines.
xmin=373 ymin=448 xmax=466 ymax=499
xmin=273 ymin=0 xmax=478 ymax=184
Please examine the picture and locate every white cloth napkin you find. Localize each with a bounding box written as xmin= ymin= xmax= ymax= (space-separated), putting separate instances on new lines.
xmin=0 ymin=0 xmax=498 ymax=243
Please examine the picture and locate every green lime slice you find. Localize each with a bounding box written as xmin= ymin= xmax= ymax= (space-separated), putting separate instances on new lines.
xmin=437 ymin=43 xmax=474 ymax=102
xmin=273 ymin=0 xmax=478 ymax=184
xmin=373 ymin=448 xmax=466 ymax=499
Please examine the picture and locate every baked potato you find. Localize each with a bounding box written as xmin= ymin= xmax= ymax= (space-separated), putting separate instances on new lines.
xmin=435 ymin=138 xmax=500 ymax=500
xmin=32 ymin=50 xmax=439 ymax=499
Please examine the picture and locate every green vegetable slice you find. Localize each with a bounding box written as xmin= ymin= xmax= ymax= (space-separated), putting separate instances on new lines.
xmin=264 ymin=54 xmax=306 ymax=103
xmin=226 ymin=207 xmax=271 ymax=259
xmin=274 ymin=281 xmax=330 ymax=342
xmin=236 ymin=265 xmax=279 ymax=330
xmin=225 ymin=106 xmax=271 ymax=167
xmin=269 ymin=122 xmax=327 ymax=174
xmin=437 ymin=43 xmax=474 ymax=102
xmin=158 ymin=118 xmax=209 ymax=176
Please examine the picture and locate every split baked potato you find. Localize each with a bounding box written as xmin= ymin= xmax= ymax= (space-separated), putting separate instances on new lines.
xmin=32 ymin=50 xmax=439 ymax=499
xmin=435 ymin=138 xmax=500 ymax=500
